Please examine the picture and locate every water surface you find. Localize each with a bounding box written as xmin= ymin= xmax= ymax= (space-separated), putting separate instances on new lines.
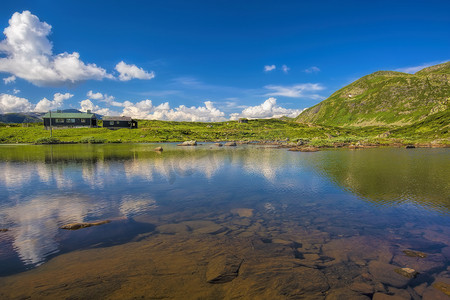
xmin=0 ymin=144 xmax=449 ymax=299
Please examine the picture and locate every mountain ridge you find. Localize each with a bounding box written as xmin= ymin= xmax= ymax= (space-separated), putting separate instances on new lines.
xmin=296 ymin=61 xmax=450 ymax=127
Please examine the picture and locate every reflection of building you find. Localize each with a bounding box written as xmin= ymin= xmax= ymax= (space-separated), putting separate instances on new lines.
xmin=102 ymin=116 xmax=138 ymax=129
xmin=43 ymin=111 xmax=97 ymax=129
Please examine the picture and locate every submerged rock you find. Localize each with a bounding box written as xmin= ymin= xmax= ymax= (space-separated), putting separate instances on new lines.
xmin=214 ymin=143 xmax=223 ymax=147
xmin=433 ymin=282 xmax=450 ymax=296
xmin=177 ymin=140 xmax=197 ymax=146
xmin=206 ymin=254 xmax=243 ymax=284
xmin=60 ymin=220 xmax=111 ymax=230
xmin=394 ymin=267 xmax=418 ymax=278
xmin=402 ymin=249 xmax=427 ymax=258
xmin=405 ymin=145 xmax=416 ymax=149
xmin=368 ymin=261 xmax=410 ymax=288
xmin=154 ymin=147 xmax=163 ymax=152
xmin=0 ymin=228 xmax=8 ymax=232
xmin=224 ymin=142 xmax=237 ymax=146
xmin=231 ymin=208 xmax=254 ymax=218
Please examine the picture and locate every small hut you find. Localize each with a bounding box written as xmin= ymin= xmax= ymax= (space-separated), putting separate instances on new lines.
xmin=238 ymin=118 xmax=248 ymax=123
xmin=102 ymin=116 xmax=138 ymax=129
xmin=43 ymin=111 xmax=97 ymax=129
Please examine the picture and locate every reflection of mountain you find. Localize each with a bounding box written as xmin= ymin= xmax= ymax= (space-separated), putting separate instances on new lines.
xmin=305 ymin=148 xmax=450 ymax=213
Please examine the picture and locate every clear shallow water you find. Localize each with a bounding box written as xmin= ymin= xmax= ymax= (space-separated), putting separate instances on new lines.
xmin=0 ymin=144 xmax=449 ymax=298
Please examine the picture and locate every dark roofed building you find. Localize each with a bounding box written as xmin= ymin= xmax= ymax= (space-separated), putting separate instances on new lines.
xmin=43 ymin=111 xmax=97 ymax=129
xmin=102 ymin=116 xmax=138 ymax=129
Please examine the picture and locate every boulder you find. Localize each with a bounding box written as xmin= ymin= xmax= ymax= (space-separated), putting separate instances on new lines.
xmin=231 ymin=208 xmax=253 ymax=218
xmin=368 ymin=261 xmax=410 ymax=288
xmin=224 ymin=142 xmax=237 ymax=146
xmin=402 ymin=249 xmax=427 ymax=258
xmin=60 ymin=220 xmax=111 ymax=230
xmin=0 ymin=228 xmax=8 ymax=232
xmin=214 ymin=143 xmax=223 ymax=147
xmin=405 ymin=145 xmax=416 ymax=149
xmin=394 ymin=267 xmax=418 ymax=278
xmin=178 ymin=140 xmax=197 ymax=146
xmin=154 ymin=147 xmax=163 ymax=152
xmin=206 ymin=254 xmax=243 ymax=284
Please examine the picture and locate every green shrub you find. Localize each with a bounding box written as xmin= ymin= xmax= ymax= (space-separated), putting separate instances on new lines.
xmin=35 ymin=137 xmax=61 ymax=144
xmin=80 ymin=137 xmax=106 ymax=144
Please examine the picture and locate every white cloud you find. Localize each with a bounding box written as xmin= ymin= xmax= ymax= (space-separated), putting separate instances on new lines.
xmin=122 ymin=100 xmax=226 ymax=122
xmin=0 ymin=11 xmax=112 ymax=86
xmin=282 ymin=65 xmax=290 ymax=74
xmin=264 ymin=65 xmax=276 ymax=72
xmin=0 ymin=93 xmax=33 ymax=113
xmin=394 ymin=61 xmax=448 ymax=74
xmin=115 ymin=61 xmax=155 ymax=81
xmin=87 ymin=90 xmax=123 ymax=107
xmin=3 ymin=75 xmax=16 ymax=84
xmin=13 ymin=89 xmax=20 ymax=94
xmin=86 ymin=90 xmax=103 ymax=100
xmin=230 ymin=98 xmax=304 ymax=120
xmin=34 ymin=92 xmax=73 ymax=112
xmin=79 ymin=99 xmax=116 ymax=116
xmin=304 ymin=66 xmax=320 ymax=73
xmin=265 ymin=83 xmax=324 ymax=98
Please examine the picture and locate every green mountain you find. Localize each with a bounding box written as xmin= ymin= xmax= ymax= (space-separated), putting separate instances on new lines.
xmin=296 ymin=61 xmax=450 ymax=127
xmin=0 ymin=113 xmax=43 ymax=124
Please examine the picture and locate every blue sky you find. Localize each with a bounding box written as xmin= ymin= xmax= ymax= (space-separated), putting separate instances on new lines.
xmin=0 ymin=0 xmax=449 ymax=121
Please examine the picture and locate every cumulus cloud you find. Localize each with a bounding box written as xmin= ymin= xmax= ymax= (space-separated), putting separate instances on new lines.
xmin=0 ymin=93 xmax=33 ymax=113
xmin=0 ymin=11 xmax=112 ymax=86
xmin=121 ymin=100 xmax=226 ymax=122
xmin=265 ymin=83 xmax=324 ymax=99
xmin=79 ymin=99 xmax=116 ymax=116
xmin=282 ymin=65 xmax=290 ymax=74
xmin=86 ymin=90 xmax=103 ymax=100
xmin=264 ymin=65 xmax=276 ymax=72
xmin=115 ymin=61 xmax=155 ymax=81
xmin=230 ymin=98 xmax=304 ymax=120
xmin=13 ymin=89 xmax=20 ymax=94
xmin=3 ymin=75 xmax=16 ymax=84
xmin=305 ymin=66 xmax=320 ymax=73
xmin=34 ymin=92 xmax=73 ymax=112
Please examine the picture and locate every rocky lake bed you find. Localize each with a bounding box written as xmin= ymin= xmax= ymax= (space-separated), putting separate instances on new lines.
xmin=0 ymin=144 xmax=448 ymax=299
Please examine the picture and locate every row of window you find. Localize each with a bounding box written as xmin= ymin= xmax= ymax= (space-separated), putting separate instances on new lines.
xmin=53 ymin=119 xmax=87 ymax=123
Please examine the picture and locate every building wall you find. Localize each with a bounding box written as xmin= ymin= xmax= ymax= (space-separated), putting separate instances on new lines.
xmin=43 ymin=118 xmax=96 ymax=128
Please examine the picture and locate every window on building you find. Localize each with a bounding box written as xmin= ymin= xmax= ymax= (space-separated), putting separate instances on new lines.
xmin=66 ymin=119 xmax=75 ymax=123
xmin=81 ymin=119 xmax=86 ymax=123
xmin=110 ymin=121 xmax=114 ymax=125
xmin=56 ymin=119 xmax=64 ymax=123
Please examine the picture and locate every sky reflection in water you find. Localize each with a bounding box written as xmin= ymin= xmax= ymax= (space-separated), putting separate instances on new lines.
xmin=0 ymin=144 xmax=448 ymax=275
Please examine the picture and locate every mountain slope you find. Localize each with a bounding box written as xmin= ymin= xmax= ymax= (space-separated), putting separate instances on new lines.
xmin=296 ymin=62 xmax=450 ymax=127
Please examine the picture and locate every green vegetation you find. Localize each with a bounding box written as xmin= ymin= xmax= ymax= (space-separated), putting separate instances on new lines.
xmin=0 ymin=62 xmax=448 ymax=147
xmin=0 ymin=115 xmax=447 ymax=146
xmin=296 ymin=61 xmax=450 ymax=127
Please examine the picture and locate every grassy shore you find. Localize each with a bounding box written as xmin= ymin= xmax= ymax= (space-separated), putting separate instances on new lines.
xmin=0 ymin=117 xmax=448 ymax=147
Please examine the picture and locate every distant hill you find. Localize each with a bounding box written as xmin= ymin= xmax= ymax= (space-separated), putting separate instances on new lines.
xmin=0 ymin=112 xmax=44 ymax=123
xmin=296 ymin=61 xmax=450 ymax=127
xmin=0 ymin=109 xmax=104 ymax=123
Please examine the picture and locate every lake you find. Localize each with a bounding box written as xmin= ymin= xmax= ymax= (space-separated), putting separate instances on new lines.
xmin=0 ymin=144 xmax=449 ymax=299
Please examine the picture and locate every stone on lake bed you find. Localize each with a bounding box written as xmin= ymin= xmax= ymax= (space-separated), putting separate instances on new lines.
xmin=214 ymin=143 xmax=223 ymax=147
xmin=402 ymin=249 xmax=427 ymax=258
xmin=0 ymin=228 xmax=8 ymax=232
xmin=60 ymin=220 xmax=111 ymax=230
xmin=206 ymin=254 xmax=243 ymax=284
xmin=433 ymin=282 xmax=450 ymax=296
xmin=368 ymin=261 xmax=410 ymax=288
xmin=394 ymin=267 xmax=418 ymax=278
xmin=224 ymin=142 xmax=237 ymax=146
xmin=231 ymin=208 xmax=254 ymax=218
xmin=154 ymin=147 xmax=163 ymax=152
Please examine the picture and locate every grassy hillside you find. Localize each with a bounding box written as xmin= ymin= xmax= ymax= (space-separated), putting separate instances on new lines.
xmin=296 ymin=62 xmax=450 ymax=127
